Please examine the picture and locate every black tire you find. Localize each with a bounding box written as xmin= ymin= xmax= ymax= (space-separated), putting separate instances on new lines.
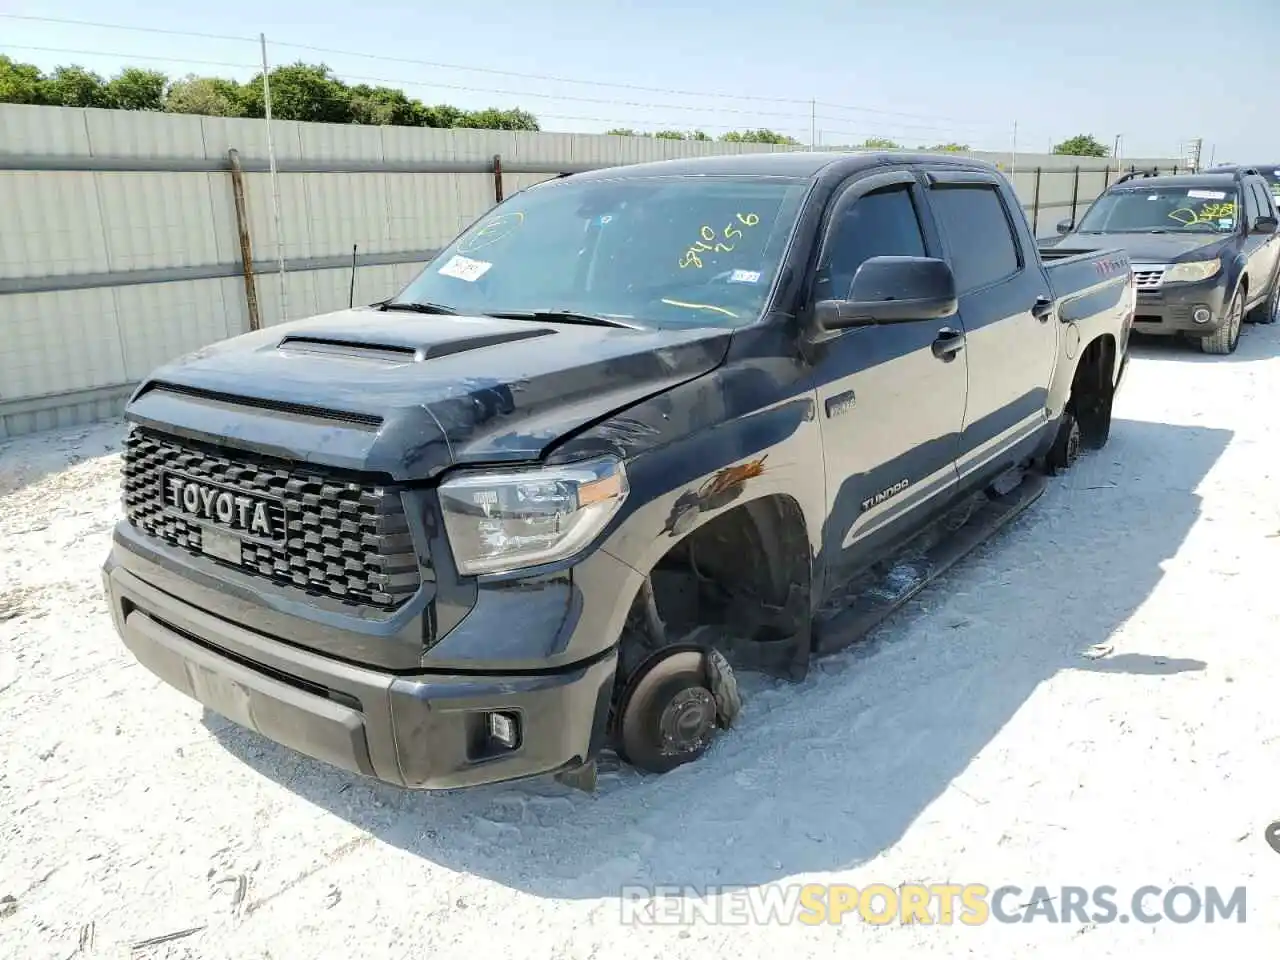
xmin=1076 ymin=384 xmax=1113 ymax=451
xmin=1200 ymin=287 xmax=1244 ymax=355
xmin=1044 ymin=406 xmax=1081 ymax=475
xmin=616 ymin=647 xmax=719 ymax=774
xmin=1248 ymin=277 xmax=1280 ymax=325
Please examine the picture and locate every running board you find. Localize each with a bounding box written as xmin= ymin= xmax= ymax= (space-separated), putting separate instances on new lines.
xmin=812 ymin=470 xmax=1048 ymax=656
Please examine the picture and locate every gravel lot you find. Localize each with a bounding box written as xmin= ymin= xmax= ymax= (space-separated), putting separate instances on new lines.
xmin=3 ymin=327 xmax=1280 ymax=959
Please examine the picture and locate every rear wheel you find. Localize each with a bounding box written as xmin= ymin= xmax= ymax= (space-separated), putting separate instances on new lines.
xmin=1200 ymin=287 xmax=1244 ymax=354
xmin=1044 ymin=406 xmax=1082 ymax=475
xmin=1248 ymin=277 xmax=1280 ymax=325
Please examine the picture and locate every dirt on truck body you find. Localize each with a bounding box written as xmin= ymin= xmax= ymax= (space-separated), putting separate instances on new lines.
xmin=103 ymin=150 xmax=1133 ymax=790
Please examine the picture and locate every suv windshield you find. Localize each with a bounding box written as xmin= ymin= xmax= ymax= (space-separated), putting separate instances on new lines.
xmin=389 ymin=174 xmax=810 ymax=328
xmin=1077 ymin=185 xmax=1240 ymax=234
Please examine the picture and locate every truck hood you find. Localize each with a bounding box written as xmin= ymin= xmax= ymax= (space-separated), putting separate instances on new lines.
xmin=1059 ymin=231 xmax=1232 ymax=263
xmin=125 ymin=307 xmax=733 ymax=480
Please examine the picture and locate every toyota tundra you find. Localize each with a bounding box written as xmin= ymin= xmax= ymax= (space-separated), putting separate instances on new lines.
xmin=103 ymin=151 xmax=1133 ymax=791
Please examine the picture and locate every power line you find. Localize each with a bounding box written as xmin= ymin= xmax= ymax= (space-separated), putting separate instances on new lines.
xmin=0 ymin=43 xmax=1015 ymax=140
xmin=0 ymin=12 xmax=1009 ymax=127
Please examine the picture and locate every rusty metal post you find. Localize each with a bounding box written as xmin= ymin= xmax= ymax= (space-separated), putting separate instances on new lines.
xmin=1103 ymin=164 xmax=1111 ymax=188
xmin=1069 ymin=165 xmax=1081 ymax=224
xmin=492 ymin=153 xmax=503 ymax=205
xmin=227 ymin=148 xmax=261 ymax=332
xmin=1031 ymin=166 xmax=1042 ymax=234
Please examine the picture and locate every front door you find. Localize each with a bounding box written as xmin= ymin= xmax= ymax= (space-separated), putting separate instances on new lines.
xmin=807 ymin=169 xmax=968 ymax=583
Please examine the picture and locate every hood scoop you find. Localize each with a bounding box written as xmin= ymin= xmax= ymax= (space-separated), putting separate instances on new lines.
xmin=277 ymin=327 xmax=555 ymax=363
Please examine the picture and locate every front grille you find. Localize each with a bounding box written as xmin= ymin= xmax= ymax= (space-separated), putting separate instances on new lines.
xmin=1133 ymin=268 xmax=1165 ymax=290
xmin=122 ymin=428 xmax=421 ymax=610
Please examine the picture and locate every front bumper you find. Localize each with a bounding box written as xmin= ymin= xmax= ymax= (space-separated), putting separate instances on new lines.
xmin=103 ymin=554 xmax=618 ymax=790
xmin=1131 ymin=269 xmax=1230 ymax=336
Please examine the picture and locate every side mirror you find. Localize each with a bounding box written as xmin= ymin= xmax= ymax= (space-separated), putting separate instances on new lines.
xmin=814 ymin=256 xmax=958 ymax=330
xmin=1253 ymin=215 xmax=1278 ymax=235
xmin=1056 ymin=218 xmax=1074 ymax=236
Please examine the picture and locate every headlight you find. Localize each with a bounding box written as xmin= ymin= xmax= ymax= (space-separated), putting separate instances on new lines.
xmin=439 ymin=456 xmax=629 ymax=575
xmin=1164 ymin=260 xmax=1221 ymax=283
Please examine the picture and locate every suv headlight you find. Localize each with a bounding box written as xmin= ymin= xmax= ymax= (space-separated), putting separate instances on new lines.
xmin=1164 ymin=260 xmax=1221 ymax=283
xmin=439 ymin=456 xmax=629 ymax=576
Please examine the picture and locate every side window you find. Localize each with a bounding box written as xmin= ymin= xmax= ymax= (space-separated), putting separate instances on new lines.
xmin=1243 ymin=183 xmax=1262 ymax=225
xmin=1250 ymin=182 xmax=1273 ymax=219
xmin=929 ymin=184 xmax=1021 ymax=294
xmin=816 ymin=184 xmax=926 ymax=301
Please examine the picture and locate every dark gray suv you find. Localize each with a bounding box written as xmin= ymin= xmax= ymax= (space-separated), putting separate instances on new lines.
xmin=1048 ymin=167 xmax=1280 ymax=355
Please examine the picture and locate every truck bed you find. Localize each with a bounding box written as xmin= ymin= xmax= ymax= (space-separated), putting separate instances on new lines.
xmin=1040 ymin=244 xmax=1130 ymax=303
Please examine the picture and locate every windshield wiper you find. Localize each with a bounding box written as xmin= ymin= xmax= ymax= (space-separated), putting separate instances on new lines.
xmin=488 ymin=309 xmax=643 ymax=329
xmin=375 ymin=299 xmax=459 ymax=315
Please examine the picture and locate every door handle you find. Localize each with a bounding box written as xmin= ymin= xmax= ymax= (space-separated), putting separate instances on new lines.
xmin=1031 ymin=294 xmax=1054 ymax=321
xmin=931 ymin=327 xmax=965 ymax=361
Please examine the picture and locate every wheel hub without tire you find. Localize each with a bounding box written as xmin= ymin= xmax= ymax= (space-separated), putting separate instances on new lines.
xmin=658 ymin=686 xmax=717 ymax=756
xmin=616 ymin=647 xmax=721 ymax=773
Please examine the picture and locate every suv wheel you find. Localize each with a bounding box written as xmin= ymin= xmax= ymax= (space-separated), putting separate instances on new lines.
xmin=1249 ymin=277 xmax=1280 ymax=325
xmin=1200 ymin=287 xmax=1244 ymax=355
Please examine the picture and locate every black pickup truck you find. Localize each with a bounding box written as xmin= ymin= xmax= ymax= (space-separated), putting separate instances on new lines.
xmin=103 ymin=151 xmax=1133 ymax=791
xmin=1051 ymin=167 xmax=1280 ymax=354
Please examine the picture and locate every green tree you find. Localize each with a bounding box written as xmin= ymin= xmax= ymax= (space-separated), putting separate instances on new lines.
xmin=654 ymin=130 xmax=687 ymax=140
xmin=689 ymin=130 xmax=712 ymax=141
xmin=42 ymin=65 xmax=111 ymax=107
xmin=861 ymin=136 xmax=900 ymax=149
xmin=605 ymin=127 xmax=639 ymax=136
xmin=348 ymin=84 xmax=426 ymax=126
xmin=0 ymin=55 xmax=47 ymax=105
xmin=455 ymin=107 xmax=539 ymax=131
xmin=925 ymin=142 xmax=969 ymax=153
xmin=106 ymin=68 xmax=167 ymax=111
xmin=720 ymin=128 xmax=800 ymax=145
xmin=164 ymin=75 xmax=247 ymax=117
xmin=420 ymin=103 xmax=466 ymax=128
xmin=239 ymin=63 xmax=352 ymax=123
xmin=1053 ymin=134 xmax=1109 ymax=157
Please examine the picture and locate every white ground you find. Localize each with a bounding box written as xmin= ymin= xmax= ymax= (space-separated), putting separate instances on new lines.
xmin=3 ymin=327 xmax=1280 ymax=960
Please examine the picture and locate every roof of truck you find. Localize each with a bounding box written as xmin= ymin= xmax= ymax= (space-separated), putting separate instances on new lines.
xmin=565 ymin=150 xmax=999 ymax=181
xmin=1109 ymin=172 xmax=1245 ymax=191
xmin=1208 ymin=163 xmax=1280 ymax=176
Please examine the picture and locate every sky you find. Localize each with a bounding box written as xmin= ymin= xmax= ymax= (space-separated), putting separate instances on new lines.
xmin=1 ymin=0 xmax=1275 ymax=163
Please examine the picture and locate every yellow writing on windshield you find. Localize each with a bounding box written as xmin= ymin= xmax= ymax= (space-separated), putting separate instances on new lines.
xmin=1168 ymin=201 xmax=1236 ymax=227
xmin=679 ymin=213 xmax=761 ymax=268
xmin=458 ymin=211 xmax=526 ymax=253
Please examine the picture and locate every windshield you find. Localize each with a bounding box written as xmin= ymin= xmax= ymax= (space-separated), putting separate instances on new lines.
xmin=388 ymin=175 xmax=810 ymax=328
xmin=1076 ymin=185 xmax=1240 ymax=234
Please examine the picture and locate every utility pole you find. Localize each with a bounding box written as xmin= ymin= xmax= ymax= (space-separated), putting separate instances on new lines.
xmin=1112 ymin=134 xmax=1123 ymax=163
xmin=810 ymin=99 xmax=816 ymax=152
xmin=261 ymin=33 xmax=288 ymax=324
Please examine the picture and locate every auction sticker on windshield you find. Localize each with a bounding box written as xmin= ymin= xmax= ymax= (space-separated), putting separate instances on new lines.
xmin=438 ymin=254 xmax=493 ymax=282
xmin=1187 ymin=189 xmax=1227 ymax=200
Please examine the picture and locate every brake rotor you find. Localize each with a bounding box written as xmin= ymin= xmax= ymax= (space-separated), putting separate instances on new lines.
xmin=616 ymin=646 xmax=718 ymax=773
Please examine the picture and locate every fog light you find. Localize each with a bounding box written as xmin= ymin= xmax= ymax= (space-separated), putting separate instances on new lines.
xmin=1193 ymin=307 xmax=1212 ymax=324
xmin=487 ymin=711 xmax=519 ymax=749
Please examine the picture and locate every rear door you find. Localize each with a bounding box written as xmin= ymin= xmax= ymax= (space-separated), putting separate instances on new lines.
xmin=806 ymin=168 xmax=968 ymax=577
xmin=922 ymin=168 xmax=1057 ymax=485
